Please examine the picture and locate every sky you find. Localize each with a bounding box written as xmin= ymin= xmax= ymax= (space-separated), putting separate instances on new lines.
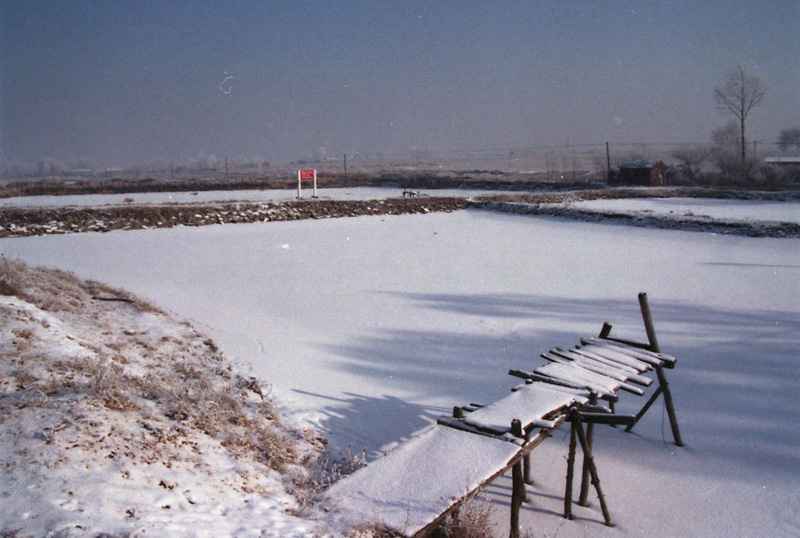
xmin=1 ymin=0 xmax=798 ymax=168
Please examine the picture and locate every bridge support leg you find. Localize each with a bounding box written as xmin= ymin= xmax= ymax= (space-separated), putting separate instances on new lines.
xmin=578 ymin=392 xmax=598 ymax=506
xmin=510 ymin=419 xmax=525 ymax=538
xmin=563 ymin=418 xmax=577 ymax=520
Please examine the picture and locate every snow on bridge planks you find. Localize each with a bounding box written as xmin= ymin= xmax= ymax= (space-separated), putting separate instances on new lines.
xmin=324 ymin=426 xmax=519 ymax=537
xmin=325 ymin=382 xmax=587 ymax=537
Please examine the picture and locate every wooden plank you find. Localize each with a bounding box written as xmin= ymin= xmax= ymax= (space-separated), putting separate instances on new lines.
xmin=546 ymin=351 xmax=635 ymax=384
xmin=460 ymin=382 xmax=586 ymax=434
xmin=550 ymin=349 xmax=653 ymax=386
xmin=563 ymin=347 xmax=641 ymax=374
xmin=508 ymin=370 xmax=617 ymax=402
xmin=535 ymin=363 xmax=621 ymax=395
xmin=578 ymin=343 xmax=654 ymax=370
xmin=566 ymin=349 xmax=654 ymax=386
xmin=582 ymin=337 xmax=677 ymax=367
xmin=327 ymin=426 xmax=521 ymax=538
xmin=536 ymin=362 xmax=645 ymax=396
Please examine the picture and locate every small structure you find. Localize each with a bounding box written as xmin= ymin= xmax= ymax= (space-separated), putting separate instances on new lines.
xmin=764 ymin=156 xmax=800 ymax=167
xmin=615 ymin=160 xmax=668 ymax=186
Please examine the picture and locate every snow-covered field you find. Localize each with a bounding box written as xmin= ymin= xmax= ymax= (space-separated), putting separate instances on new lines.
xmin=572 ymin=197 xmax=800 ymax=224
xmin=0 ymin=187 xmax=503 ymax=209
xmin=2 ymin=200 xmax=799 ymax=536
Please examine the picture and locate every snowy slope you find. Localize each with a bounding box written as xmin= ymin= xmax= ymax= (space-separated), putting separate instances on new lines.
xmin=0 ymin=263 xmax=323 ymax=537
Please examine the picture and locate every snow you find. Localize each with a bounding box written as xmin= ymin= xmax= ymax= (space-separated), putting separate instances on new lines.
xmin=535 ymin=362 xmax=624 ymax=396
xmin=0 ymin=288 xmax=317 ymax=537
xmin=0 ymin=187 xmax=504 ymax=208
xmin=2 ymin=200 xmax=800 ymax=536
xmin=571 ymin=197 xmax=800 ymax=224
xmin=325 ymin=426 xmax=519 ymax=536
xmin=461 ymin=383 xmax=587 ymax=432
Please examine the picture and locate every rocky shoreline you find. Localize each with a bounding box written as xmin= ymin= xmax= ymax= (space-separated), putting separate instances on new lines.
xmin=0 ymin=197 xmax=469 ymax=237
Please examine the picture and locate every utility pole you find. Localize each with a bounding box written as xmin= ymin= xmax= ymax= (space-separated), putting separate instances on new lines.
xmin=753 ymin=140 xmax=758 ymax=156
xmin=344 ymin=153 xmax=347 ymax=177
xmin=225 ymin=156 xmax=229 ymax=179
xmin=606 ymin=142 xmax=611 ymax=180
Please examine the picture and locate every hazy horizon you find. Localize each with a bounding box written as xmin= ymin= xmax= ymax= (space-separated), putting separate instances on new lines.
xmin=2 ymin=1 xmax=798 ymax=168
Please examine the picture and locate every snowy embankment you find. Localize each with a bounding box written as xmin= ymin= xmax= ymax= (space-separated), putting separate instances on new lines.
xmin=474 ymin=199 xmax=800 ymax=237
xmin=0 ymin=260 xmax=326 ymax=537
xmin=1 ymin=197 xmax=799 ymax=536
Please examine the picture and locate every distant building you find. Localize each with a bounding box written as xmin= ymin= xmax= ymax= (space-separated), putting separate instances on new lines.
xmin=764 ymin=156 xmax=800 ymax=166
xmin=614 ymin=160 xmax=668 ymax=186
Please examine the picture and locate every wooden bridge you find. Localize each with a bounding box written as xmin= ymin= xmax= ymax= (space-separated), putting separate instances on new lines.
xmin=325 ymin=293 xmax=682 ymax=537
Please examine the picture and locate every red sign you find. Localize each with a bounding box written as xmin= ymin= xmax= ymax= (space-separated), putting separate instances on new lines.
xmin=300 ymin=169 xmax=315 ymax=181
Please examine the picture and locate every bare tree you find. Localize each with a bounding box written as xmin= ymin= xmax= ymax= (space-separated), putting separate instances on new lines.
xmin=778 ymin=127 xmax=800 ymax=151
xmin=671 ymin=145 xmax=712 ymax=179
xmin=714 ymin=65 xmax=768 ymax=161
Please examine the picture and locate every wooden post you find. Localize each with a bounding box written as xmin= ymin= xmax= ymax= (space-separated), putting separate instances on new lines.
xmin=573 ymin=415 xmax=614 ymax=527
xmin=639 ymin=292 xmax=683 ymax=447
xmin=510 ymin=419 xmax=525 ymax=538
xmin=564 ymin=414 xmax=577 ymax=520
xmin=578 ymin=392 xmax=598 ymax=506
xmin=599 ymin=322 xmax=613 ymax=339
xmin=523 ymin=428 xmax=532 ymax=487
xmin=638 ymin=293 xmax=659 ymax=353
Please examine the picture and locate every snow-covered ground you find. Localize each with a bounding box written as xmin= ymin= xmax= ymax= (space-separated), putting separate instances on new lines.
xmin=0 ymin=187 xmax=502 ymax=208
xmin=571 ymin=197 xmax=800 ymax=224
xmin=2 ymin=202 xmax=799 ymax=536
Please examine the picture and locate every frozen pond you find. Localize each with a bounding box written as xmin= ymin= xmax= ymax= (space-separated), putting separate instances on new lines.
xmin=572 ymin=197 xmax=800 ymax=224
xmin=2 ymin=210 xmax=799 ymax=537
xmin=0 ymin=187 xmax=504 ymax=208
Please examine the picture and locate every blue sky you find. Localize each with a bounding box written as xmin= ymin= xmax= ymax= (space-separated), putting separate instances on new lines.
xmin=1 ymin=0 xmax=798 ymax=167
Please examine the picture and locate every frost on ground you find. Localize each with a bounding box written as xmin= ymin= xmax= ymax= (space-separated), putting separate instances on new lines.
xmin=0 ymin=258 xmax=328 ymax=537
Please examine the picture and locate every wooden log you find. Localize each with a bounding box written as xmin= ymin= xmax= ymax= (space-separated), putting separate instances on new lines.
xmin=578 ymin=392 xmax=598 ymax=507
xmin=599 ymin=322 xmax=613 ymax=339
xmin=625 ymin=385 xmax=663 ymax=433
xmin=523 ymin=429 xmax=532 ymax=486
xmin=510 ymin=419 xmax=525 ymax=538
xmin=639 ymin=293 xmax=683 ymax=447
xmin=573 ymin=414 xmax=614 ymax=527
xmin=578 ymin=412 xmax=636 ymax=426
xmin=638 ymin=292 xmax=659 ymax=353
xmin=564 ymin=416 xmax=577 ymax=521
xmin=657 ymin=366 xmax=684 ymax=447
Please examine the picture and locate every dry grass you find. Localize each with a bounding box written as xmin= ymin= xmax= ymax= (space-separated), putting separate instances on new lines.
xmin=430 ymin=494 xmax=496 ymax=538
xmin=0 ymin=255 xmax=310 ymax=478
